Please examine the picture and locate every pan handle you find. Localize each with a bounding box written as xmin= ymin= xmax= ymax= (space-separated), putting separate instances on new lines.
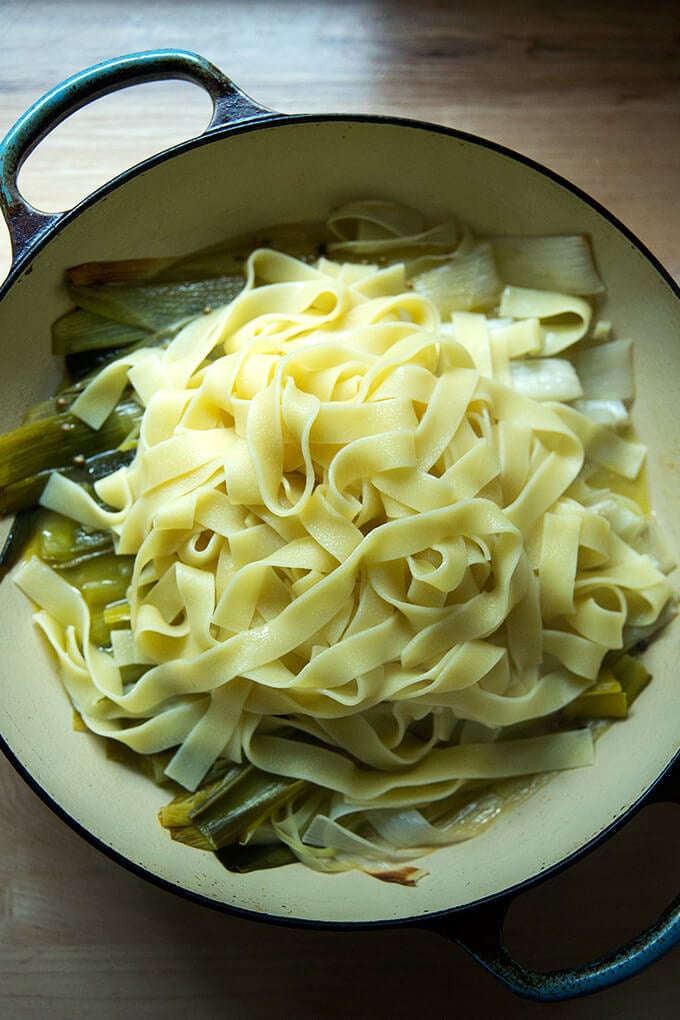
xmin=0 ymin=50 xmax=274 ymax=266
xmin=424 ymin=755 xmax=680 ymax=1001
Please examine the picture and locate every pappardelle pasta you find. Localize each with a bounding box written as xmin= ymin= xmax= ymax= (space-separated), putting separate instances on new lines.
xmin=6 ymin=200 xmax=676 ymax=883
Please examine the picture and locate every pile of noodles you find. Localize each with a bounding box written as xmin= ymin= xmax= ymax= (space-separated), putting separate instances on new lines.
xmin=15 ymin=201 xmax=675 ymax=873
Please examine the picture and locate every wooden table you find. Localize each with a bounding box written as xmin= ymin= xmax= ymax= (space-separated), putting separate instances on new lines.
xmin=1 ymin=2 xmax=678 ymax=1016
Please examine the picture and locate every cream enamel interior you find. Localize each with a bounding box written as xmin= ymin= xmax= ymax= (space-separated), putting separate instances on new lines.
xmin=0 ymin=117 xmax=678 ymax=925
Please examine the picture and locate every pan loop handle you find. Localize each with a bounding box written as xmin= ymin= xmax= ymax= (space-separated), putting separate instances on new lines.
xmin=0 ymin=49 xmax=274 ymax=267
xmin=428 ymin=890 xmax=680 ymax=1002
xmin=425 ymin=754 xmax=680 ymax=1001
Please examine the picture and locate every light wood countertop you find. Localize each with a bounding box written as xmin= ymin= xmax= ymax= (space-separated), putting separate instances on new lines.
xmin=0 ymin=2 xmax=678 ymax=1016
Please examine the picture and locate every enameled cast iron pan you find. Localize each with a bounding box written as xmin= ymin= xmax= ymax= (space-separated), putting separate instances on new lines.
xmin=0 ymin=51 xmax=678 ymax=1001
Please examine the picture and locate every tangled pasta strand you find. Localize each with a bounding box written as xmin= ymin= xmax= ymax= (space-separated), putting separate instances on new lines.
xmin=15 ymin=203 xmax=675 ymax=872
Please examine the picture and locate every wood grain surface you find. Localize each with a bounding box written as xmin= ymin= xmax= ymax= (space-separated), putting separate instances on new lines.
xmin=0 ymin=2 xmax=678 ymax=1017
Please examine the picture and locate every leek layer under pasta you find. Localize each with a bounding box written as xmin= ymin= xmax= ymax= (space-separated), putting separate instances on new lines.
xmin=8 ymin=199 xmax=676 ymax=882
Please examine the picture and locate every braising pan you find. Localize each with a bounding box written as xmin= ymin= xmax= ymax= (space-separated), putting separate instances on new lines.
xmin=0 ymin=51 xmax=678 ymax=1000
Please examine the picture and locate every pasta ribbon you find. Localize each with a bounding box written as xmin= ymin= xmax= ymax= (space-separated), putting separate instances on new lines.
xmin=13 ymin=202 xmax=676 ymax=877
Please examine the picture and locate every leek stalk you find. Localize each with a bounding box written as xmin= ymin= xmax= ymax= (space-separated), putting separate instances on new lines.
xmin=217 ymin=842 xmax=297 ymax=873
xmin=192 ymin=766 xmax=306 ymax=851
xmin=38 ymin=510 xmax=113 ymax=567
xmin=560 ymin=674 xmax=629 ymax=719
xmin=610 ymin=652 xmax=651 ymax=703
xmin=560 ymin=656 xmax=652 ymax=720
xmin=159 ymin=763 xmax=307 ymax=852
xmin=66 ymin=276 xmax=244 ymax=333
xmin=52 ymin=307 xmax=149 ymax=355
xmin=0 ymin=399 xmax=140 ymax=491
xmin=158 ymin=767 xmax=243 ymax=828
xmin=0 ymin=401 xmax=140 ymax=514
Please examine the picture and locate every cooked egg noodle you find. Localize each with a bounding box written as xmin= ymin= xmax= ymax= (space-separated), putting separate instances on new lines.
xmin=13 ymin=202 xmax=675 ymax=877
